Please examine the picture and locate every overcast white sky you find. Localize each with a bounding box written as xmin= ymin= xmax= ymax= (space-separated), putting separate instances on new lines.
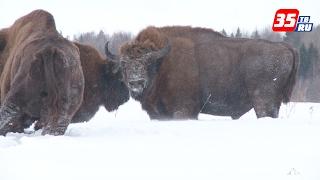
xmin=1 ymin=0 xmax=319 ymax=37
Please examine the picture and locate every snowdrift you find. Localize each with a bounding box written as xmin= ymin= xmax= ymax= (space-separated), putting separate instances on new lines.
xmin=0 ymin=99 xmax=320 ymax=180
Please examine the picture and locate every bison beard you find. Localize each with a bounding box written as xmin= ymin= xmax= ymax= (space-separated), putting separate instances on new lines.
xmin=109 ymin=26 xmax=299 ymax=120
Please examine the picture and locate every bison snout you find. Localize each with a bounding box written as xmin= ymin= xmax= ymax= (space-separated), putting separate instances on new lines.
xmin=128 ymin=79 xmax=146 ymax=92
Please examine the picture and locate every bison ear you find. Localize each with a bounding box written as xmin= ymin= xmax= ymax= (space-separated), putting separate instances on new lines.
xmin=0 ymin=33 xmax=6 ymax=52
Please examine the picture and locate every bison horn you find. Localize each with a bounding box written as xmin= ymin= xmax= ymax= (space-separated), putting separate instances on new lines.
xmin=105 ymin=41 xmax=121 ymax=74
xmin=149 ymin=41 xmax=171 ymax=60
xmin=105 ymin=41 xmax=120 ymax=61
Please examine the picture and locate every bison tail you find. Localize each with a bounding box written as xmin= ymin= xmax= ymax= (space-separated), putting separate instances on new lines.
xmin=35 ymin=47 xmax=69 ymax=115
xmin=282 ymin=46 xmax=299 ymax=103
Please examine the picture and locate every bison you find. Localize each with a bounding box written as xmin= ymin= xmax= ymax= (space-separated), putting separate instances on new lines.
xmin=106 ymin=26 xmax=299 ymax=120
xmin=0 ymin=10 xmax=85 ymax=135
xmin=33 ymin=42 xmax=129 ymax=131
xmin=70 ymin=42 xmax=129 ymax=124
xmin=0 ymin=10 xmax=129 ymax=135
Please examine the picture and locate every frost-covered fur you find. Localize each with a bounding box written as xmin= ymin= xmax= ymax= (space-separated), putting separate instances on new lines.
xmin=119 ymin=26 xmax=299 ymax=119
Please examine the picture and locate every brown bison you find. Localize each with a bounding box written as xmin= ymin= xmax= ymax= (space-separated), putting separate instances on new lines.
xmin=33 ymin=42 xmax=129 ymax=131
xmin=0 ymin=10 xmax=84 ymax=135
xmin=70 ymin=42 xmax=129 ymax=124
xmin=0 ymin=10 xmax=129 ymax=135
xmin=106 ymin=26 xmax=299 ymax=120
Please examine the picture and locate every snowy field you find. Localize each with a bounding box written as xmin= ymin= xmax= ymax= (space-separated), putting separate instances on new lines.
xmin=0 ymin=99 xmax=320 ymax=180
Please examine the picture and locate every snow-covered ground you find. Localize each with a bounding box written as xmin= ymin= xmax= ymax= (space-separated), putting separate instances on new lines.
xmin=0 ymin=99 xmax=320 ymax=180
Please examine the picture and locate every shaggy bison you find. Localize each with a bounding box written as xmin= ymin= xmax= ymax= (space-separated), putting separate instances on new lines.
xmin=0 ymin=10 xmax=129 ymax=135
xmin=106 ymin=26 xmax=299 ymax=120
xmin=0 ymin=10 xmax=84 ymax=135
xmin=70 ymin=42 xmax=129 ymax=124
xmin=34 ymin=42 xmax=129 ymax=130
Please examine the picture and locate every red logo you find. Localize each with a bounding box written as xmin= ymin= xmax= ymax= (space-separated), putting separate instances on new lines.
xmin=272 ymin=9 xmax=299 ymax=32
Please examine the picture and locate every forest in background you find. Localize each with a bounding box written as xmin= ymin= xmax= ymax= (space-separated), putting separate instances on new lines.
xmin=72 ymin=25 xmax=320 ymax=103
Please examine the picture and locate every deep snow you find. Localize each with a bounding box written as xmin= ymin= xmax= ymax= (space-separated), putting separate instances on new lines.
xmin=0 ymin=99 xmax=320 ymax=180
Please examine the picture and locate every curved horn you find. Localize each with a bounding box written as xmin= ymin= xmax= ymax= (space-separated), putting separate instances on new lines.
xmin=105 ymin=41 xmax=120 ymax=61
xmin=149 ymin=41 xmax=171 ymax=60
xmin=105 ymin=41 xmax=121 ymax=74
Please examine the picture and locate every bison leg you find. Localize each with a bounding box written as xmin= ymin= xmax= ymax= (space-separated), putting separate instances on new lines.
xmin=231 ymin=114 xmax=242 ymax=120
xmin=230 ymin=103 xmax=253 ymax=120
xmin=0 ymin=115 xmax=35 ymax=134
xmin=0 ymin=119 xmax=24 ymax=134
xmin=251 ymin=89 xmax=281 ymax=119
xmin=147 ymin=99 xmax=199 ymax=120
xmin=41 ymin=117 xmax=71 ymax=136
xmin=38 ymin=102 xmax=72 ymax=136
xmin=39 ymin=86 xmax=83 ymax=136
xmin=0 ymin=103 xmax=22 ymax=135
xmin=254 ymin=103 xmax=280 ymax=118
xmin=172 ymin=107 xmax=198 ymax=119
xmin=39 ymin=93 xmax=82 ymax=136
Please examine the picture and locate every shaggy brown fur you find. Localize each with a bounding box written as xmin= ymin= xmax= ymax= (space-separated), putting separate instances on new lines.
xmin=0 ymin=10 xmax=85 ymax=135
xmin=0 ymin=42 xmax=129 ymax=131
xmin=113 ymin=26 xmax=299 ymax=119
xmin=70 ymin=42 xmax=129 ymax=123
xmin=0 ymin=11 xmax=129 ymax=134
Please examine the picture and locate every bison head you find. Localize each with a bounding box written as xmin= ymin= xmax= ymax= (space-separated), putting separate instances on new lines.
xmin=103 ymin=45 xmax=130 ymax=111
xmin=105 ymin=41 xmax=171 ymax=99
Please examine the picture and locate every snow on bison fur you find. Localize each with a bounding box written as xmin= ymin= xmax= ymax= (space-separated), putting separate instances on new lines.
xmin=106 ymin=26 xmax=299 ymax=120
xmin=0 ymin=10 xmax=84 ymax=135
xmin=0 ymin=10 xmax=129 ymax=135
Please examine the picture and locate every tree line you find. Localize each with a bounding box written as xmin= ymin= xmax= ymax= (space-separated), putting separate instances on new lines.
xmin=284 ymin=26 xmax=320 ymax=102
xmin=73 ymin=25 xmax=320 ymax=102
xmin=220 ymin=27 xmax=282 ymax=42
xmin=73 ymin=30 xmax=133 ymax=56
